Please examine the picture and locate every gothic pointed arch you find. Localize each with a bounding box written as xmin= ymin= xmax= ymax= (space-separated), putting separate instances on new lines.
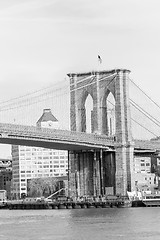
xmin=78 ymin=89 xmax=94 ymax=133
xmin=100 ymin=88 xmax=115 ymax=135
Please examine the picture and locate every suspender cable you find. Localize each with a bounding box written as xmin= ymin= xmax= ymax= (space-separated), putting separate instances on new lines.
xmin=130 ymin=78 xmax=160 ymax=110
xmin=130 ymin=99 xmax=160 ymax=128
xmin=131 ymin=118 xmax=158 ymax=138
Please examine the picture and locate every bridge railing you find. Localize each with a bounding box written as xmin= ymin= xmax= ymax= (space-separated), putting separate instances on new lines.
xmin=0 ymin=123 xmax=115 ymax=147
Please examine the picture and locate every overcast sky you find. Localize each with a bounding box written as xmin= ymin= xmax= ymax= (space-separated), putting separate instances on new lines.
xmin=0 ymin=0 xmax=160 ymax=157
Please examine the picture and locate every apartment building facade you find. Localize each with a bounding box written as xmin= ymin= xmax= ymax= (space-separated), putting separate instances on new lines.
xmin=12 ymin=109 xmax=68 ymax=199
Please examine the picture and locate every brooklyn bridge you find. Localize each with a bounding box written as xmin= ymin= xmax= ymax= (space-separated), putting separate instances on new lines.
xmin=0 ymin=68 xmax=160 ymax=197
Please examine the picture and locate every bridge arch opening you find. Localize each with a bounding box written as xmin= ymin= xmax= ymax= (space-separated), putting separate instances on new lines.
xmin=85 ymin=94 xmax=93 ymax=133
xmin=101 ymin=91 xmax=115 ymax=136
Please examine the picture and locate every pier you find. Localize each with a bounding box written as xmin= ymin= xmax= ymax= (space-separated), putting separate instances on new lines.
xmin=6 ymin=195 xmax=133 ymax=210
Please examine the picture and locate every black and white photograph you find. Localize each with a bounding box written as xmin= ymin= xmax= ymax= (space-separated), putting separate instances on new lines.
xmin=0 ymin=0 xmax=160 ymax=239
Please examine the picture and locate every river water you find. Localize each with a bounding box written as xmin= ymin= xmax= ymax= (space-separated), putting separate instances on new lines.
xmin=0 ymin=208 xmax=159 ymax=240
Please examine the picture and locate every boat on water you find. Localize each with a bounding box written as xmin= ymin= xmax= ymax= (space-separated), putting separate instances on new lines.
xmin=117 ymin=196 xmax=132 ymax=208
xmin=142 ymin=194 xmax=160 ymax=207
xmin=127 ymin=191 xmax=145 ymax=207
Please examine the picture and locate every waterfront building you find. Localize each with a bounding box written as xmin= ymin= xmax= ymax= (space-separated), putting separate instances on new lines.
xmin=0 ymin=158 xmax=12 ymax=199
xmin=134 ymin=155 xmax=157 ymax=193
xmin=11 ymin=109 xmax=68 ymax=199
xmin=134 ymin=156 xmax=151 ymax=174
xmin=150 ymin=152 xmax=160 ymax=190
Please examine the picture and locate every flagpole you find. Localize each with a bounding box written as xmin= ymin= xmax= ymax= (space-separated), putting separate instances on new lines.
xmin=97 ymin=55 xmax=102 ymax=72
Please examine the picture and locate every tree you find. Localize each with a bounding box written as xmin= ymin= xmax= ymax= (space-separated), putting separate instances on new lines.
xmin=27 ymin=177 xmax=58 ymax=198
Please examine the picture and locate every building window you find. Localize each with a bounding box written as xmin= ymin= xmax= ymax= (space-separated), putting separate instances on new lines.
xmin=53 ymin=161 xmax=59 ymax=164
xmin=54 ymin=165 xmax=59 ymax=168
xmin=21 ymin=183 xmax=26 ymax=186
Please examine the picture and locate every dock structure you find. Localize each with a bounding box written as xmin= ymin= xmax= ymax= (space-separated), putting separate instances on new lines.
xmin=1 ymin=196 xmax=160 ymax=210
xmin=7 ymin=196 xmax=132 ymax=210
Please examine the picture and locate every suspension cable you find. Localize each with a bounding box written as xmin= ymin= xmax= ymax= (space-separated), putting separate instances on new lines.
xmin=105 ymin=98 xmax=160 ymax=137
xmin=70 ymin=73 xmax=117 ymax=93
xmin=0 ymin=88 xmax=69 ymax=112
xmin=131 ymin=118 xmax=158 ymax=138
xmin=0 ymin=72 xmax=117 ymax=110
xmin=129 ymin=78 xmax=160 ymax=110
xmin=130 ymin=99 xmax=160 ymax=128
xmin=0 ymin=83 xmax=69 ymax=110
xmin=0 ymin=79 xmax=68 ymax=107
xmin=70 ymin=74 xmax=96 ymax=86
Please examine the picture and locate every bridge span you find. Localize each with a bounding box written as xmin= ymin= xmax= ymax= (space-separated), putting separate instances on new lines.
xmin=0 ymin=123 xmax=159 ymax=153
xmin=0 ymin=123 xmax=115 ymax=151
xmin=1 ymin=121 xmax=160 ymax=198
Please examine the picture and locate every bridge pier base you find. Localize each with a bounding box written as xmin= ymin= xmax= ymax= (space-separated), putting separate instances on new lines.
xmin=68 ymin=151 xmax=95 ymax=199
xmin=68 ymin=150 xmax=116 ymax=198
xmin=115 ymin=144 xmax=134 ymax=195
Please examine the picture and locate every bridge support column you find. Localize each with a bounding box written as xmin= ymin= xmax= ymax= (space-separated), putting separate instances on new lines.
xmin=93 ymin=151 xmax=101 ymax=197
xmin=103 ymin=151 xmax=116 ymax=195
xmin=114 ymin=69 xmax=134 ymax=196
xmin=93 ymin=151 xmax=97 ymax=196
xmin=126 ymin=144 xmax=135 ymax=192
xmin=68 ymin=69 xmax=134 ymax=196
xmin=79 ymin=153 xmax=84 ymax=195
xmin=115 ymin=146 xmax=127 ymax=195
xmin=115 ymin=144 xmax=134 ymax=195
xmin=79 ymin=151 xmax=95 ymax=197
xmin=68 ymin=151 xmax=77 ymax=198
xmin=69 ymin=151 xmax=95 ymax=198
xmin=100 ymin=149 xmax=104 ymax=196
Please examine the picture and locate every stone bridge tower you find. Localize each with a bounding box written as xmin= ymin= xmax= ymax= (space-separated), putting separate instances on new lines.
xmin=67 ymin=69 xmax=134 ymax=196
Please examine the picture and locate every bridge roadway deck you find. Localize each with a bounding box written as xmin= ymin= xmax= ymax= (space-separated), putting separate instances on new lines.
xmin=134 ymin=139 xmax=160 ymax=152
xmin=0 ymin=123 xmax=115 ymax=151
xmin=0 ymin=123 xmax=159 ymax=152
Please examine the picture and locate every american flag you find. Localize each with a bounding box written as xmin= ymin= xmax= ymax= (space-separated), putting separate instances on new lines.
xmin=98 ymin=55 xmax=102 ymax=64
